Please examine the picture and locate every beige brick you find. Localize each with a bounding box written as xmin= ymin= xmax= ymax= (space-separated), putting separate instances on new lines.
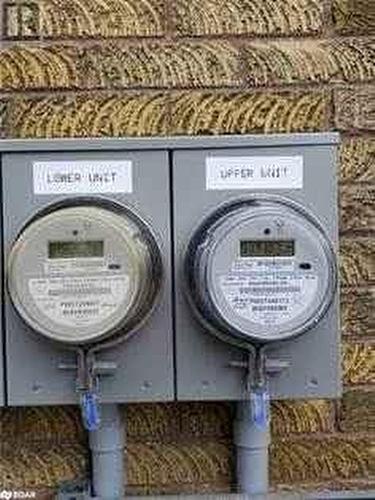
xmin=338 ymin=389 xmax=375 ymax=432
xmin=333 ymin=0 xmax=375 ymax=34
xmin=0 ymin=406 xmax=84 ymax=444
xmin=178 ymin=402 xmax=233 ymax=438
xmin=340 ymin=237 xmax=374 ymax=286
xmin=335 ymin=87 xmax=375 ymax=131
xmin=5 ymin=94 xmax=170 ymax=138
xmin=2 ymin=0 xmax=165 ymax=39
xmin=271 ymin=436 xmax=375 ymax=485
xmin=341 ymin=287 xmax=375 ymax=338
xmin=170 ymin=91 xmax=330 ymax=135
xmin=242 ymin=39 xmax=375 ymax=86
xmin=0 ymin=443 xmax=87 ymax=488
xmin=271 ymin=400 xmax=335 ymax=436
xmin=339 ymin=137 xmax=375 ymax=183
xmin=126 ymin=403 xmax=180 ymax=441
xmin=174 ymin=0 xmax=323 ymax=36
xmin=343 ymin=342 xmax=375 ymax=385
xmin=0 ymin=42 xmax=240 ymax=91
xmin=127 ymin=441 xmax=233 ymax=492
xmin=340 ymin=185 xmax=375 ymax=234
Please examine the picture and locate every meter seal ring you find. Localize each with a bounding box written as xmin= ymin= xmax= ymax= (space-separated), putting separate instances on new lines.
xmin=183 ymin=194 xmax=338 ymax=348
xmin=6 ymin=196 xmax=164 ymax=347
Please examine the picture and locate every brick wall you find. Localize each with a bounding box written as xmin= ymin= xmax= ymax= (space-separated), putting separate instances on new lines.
xmin=0 ymin=0 xmax=374 ymax=497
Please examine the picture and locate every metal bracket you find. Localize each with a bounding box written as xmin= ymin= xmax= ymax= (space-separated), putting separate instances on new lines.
xmin=229 ymin=358 xmax=291 ymax=376
xmin=58 ymin=361 xmax=118 ymax=375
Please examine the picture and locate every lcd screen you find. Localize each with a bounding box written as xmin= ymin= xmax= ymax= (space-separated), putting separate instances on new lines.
xmin=48 ymin=240 xmax=104 ymax=259
xmin=240 ymin=240 xmax=295 ymax=257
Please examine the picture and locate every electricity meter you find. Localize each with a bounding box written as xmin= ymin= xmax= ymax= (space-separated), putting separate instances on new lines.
xmin=7 ymin=202 xmax=162 ymax=345
xmin=185 ymin=196 xmax=337 ymax=345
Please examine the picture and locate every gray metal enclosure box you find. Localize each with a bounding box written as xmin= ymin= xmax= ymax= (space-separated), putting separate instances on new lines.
xmin=0 ymin=133 xmax=340 ymax=406
xmin=1 ymin=143 xmax=173 ymax=405
xmin=172 ymin=134 xmax=340 ymax=400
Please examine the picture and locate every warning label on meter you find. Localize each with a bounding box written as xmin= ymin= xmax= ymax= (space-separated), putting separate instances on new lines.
xmin=28 ymin=275 xmax=129 ymax=327
xmin=220 ymin=259 xmax=318 ymax=326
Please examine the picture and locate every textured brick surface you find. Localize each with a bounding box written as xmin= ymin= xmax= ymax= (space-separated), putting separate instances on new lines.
xmin=333 ymin=0 xmax=375 ymax=34
xmin=338 ymin=389 xmax=375 ymax=433
xmin=4 ymin=94 xmax=170 ymax=138
xmin=270 ymin=436 xmax=375 ymax=485
xmin=271 ymin=400 xmax=335 ymax=436
xmin=242 ymin=39 xmax=375 ymax=86
xmin=2 ymin=0 xmax=166 ymax=39
xmin=173 ymin=0 xmax=324 ymax=36
xmin=335 ymin=87 xmax=375 ymax=131
xmin=0 ymin=406 xmax=84 ymax=444
xmin=127 ymin=441 xmax=233 ymax=494
xmin=339 ymin=137 xmax=375 ymax=183
xmin=170 ymin=91 xmax=330 ymax=135
xmin=343 ymin=342 xmax=375 ymax=385
xmin=340 ymin=238 xmax=374 ymax=286
xmin=341 ymin=287 xmax=375 ymax=338
xmin=0 ymin=443 xmax=87 ymax=488
xmin=0 ymin=42 xmax=240 ymax=90
xmin=340 ymin=185 xmax=375 ymax=234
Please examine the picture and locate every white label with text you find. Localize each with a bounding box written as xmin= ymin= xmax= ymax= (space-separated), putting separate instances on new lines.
xmin=206 ymin=156 xmax=303 ymax=190
xmin=33 ymin=160 xmax=133 ymax=194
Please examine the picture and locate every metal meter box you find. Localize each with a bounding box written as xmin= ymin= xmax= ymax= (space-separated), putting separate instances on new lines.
xmin=1 ymin=142 xmax=173 ymax=405
xmin=172 ymin=134 xmax=340 ymax=400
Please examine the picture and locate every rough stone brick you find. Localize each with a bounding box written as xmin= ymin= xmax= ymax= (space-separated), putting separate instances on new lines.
xmin=242 ymin=39 xmax=375 ymax=86
xmin=338 ymin=389 xmax=375 ymax=432
xmin=126 ymin=404 xmax=180 ymax=441
xmin=343 ymin=342 xmax=375 ymax=385
xmin=174 ymin=0 xmax=324 ymax=36
xmin=178 ymin=402 xmax=233 ymax=438
xmin=0 ymin=406 xmax=84 ymax=444
xmin=5 ymin=94 xmax=169 ymax=138
xmin=0 ymin=99 xmax=8 ymax=137
xmin=0 ymin=443 xmax=87 ymax=488
xmin=271 ymin=400 xmax=335 ymax=436
xmin=271 ymin=436 xmax=375 ymax=485
xmin=0 ymin=42 xmax=239 ymax=91
xmin=340 ymin=185 xmax=375 ymax=234
xmin=341 ymin=287 xmax=375 ymax=338
xmin=2 ymin=0 xmax=165 ymax=39
xmin=127 ymin=441 xmax=233 ymax=493
xmin=335 ymin=87 xmax=375 ymax=131
xmin=340 ymin=136 xmax=375 ymax=183
xmin=340 ymin=237 xmax=374 ymax=286
xmin=0 ymin=46 xmax=80 ymax=90
xmin=170 ymin=91 xmax=330 ymax=135
xmin=333 ymin=0 xmax=375 ymax=34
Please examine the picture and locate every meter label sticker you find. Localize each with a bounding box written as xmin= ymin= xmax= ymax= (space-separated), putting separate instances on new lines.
xmin=29 ymin=275 xmax=130 ymax=327
xmin=206 ymin=156 xmax=303 ymax=190
xmin=33 ymin=160 xmax=133 ymax=194
xmin=220 ymin=259 xmax=317 ymax=326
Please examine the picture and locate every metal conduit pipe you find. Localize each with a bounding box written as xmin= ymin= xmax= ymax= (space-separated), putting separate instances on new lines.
xmin=89 ymin=404 xmax=125 ymax=500
xmin=234 ymin=399 xmax=270 ymax=496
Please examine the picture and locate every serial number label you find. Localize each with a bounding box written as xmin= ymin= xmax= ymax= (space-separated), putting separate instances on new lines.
xmin=220 ymin=259 xmax=317 ymax=327
xmin=206 ymin=156 xmax=303 ymax=190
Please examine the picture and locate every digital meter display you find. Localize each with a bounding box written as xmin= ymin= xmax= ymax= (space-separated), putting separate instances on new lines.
xmin=240 ymin=239 xmax=295 ymax=257
xmin=48 ymin=240 xmax=104 ymax=259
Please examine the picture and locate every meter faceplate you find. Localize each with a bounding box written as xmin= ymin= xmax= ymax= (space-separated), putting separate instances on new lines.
xmin=185 ymin=197 xmax=337 ymax=345
xmin=8 ymin=204 xmax=161 ymax=344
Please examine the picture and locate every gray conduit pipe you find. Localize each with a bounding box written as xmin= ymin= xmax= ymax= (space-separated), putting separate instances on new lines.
xmin=89 ymin=404 xmax=125 ymax=500
xmin=234 ymin=399 xmax=270 ymax=496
